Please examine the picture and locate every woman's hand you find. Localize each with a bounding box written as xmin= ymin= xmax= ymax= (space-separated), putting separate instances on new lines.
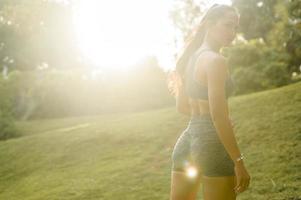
xmin=229 ymin=116 xmax=235 ymax=129
xmin=234 ymin=162 xmax=251 ymax=194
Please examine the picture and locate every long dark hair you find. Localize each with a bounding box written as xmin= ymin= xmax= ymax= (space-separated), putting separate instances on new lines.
xmin=167 ymin=4 xmax=238 ymax=97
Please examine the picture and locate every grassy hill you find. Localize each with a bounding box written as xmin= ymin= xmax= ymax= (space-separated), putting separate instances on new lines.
xmin=0 ymin=81 xmax=301 ymax=200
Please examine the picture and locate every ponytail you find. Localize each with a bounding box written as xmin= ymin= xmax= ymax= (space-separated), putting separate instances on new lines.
xmin=167 ymin=19 xmax=207 ymax=98
xmin=176 ymin=21 xmax=207 ymax=76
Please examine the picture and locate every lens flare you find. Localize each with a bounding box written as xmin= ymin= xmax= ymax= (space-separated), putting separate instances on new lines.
xmin=186 ymin=166 xmax=198 ymax=178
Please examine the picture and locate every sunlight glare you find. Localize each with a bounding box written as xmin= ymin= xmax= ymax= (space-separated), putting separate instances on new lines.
xmin=72 ymin=0 xmax=174 ymax=70
xmin=72 ymin=0 xmax=232 ymax=71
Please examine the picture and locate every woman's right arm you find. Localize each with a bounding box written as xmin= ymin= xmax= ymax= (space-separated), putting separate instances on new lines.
xmin=206 ymin=56 xmax=241 ymax=162
xmin=206 ymin=55 xmax=250 ymax=193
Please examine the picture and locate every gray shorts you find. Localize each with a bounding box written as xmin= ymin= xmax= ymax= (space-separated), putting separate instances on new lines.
xmin=171 ymin=114 xmax=235 ymax=177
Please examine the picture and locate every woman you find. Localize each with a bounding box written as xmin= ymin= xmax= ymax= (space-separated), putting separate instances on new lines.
xmin=168 ymin=4 xmax=250 ymax=200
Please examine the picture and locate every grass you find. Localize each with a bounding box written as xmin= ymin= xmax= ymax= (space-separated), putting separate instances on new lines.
xmin=0 ymin=81 xmax=301 ymax=200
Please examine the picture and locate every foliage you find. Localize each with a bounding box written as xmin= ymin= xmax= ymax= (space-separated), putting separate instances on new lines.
xmin=7 ymin=57 xmax=173 ymax=120
xmin=169 ymin=0 xmax=204 ymax=40
xmin=232 ymin=0 xmax=278 ymax=41
xmin=0 ymin=76 xmax=19 ymax=140
xmin=0 ymin=0 xmax=80 ymax=71
xmin=224 ymin=38 xmax=292 ymax=94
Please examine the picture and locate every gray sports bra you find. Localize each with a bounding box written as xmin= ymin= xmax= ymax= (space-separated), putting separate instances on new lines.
xmin=184 ymin=49 xmax=235 ymax=100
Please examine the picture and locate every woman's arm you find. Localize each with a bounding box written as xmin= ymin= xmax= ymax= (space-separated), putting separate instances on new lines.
xmin=206 ymin=56 xmax=242 ymax=163
xmin=167 ymin=70 xmax=191 ymax=116
xmin=176 ymin=84 xmax=191 ymax=116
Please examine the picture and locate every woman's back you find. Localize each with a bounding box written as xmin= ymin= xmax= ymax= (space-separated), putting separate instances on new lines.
xmin=184 ymin=48 xmax=235 ymax=116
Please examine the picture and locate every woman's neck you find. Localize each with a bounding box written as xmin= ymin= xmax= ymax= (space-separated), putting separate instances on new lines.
xmin=200 ymin=34 xmax=222 ymax=53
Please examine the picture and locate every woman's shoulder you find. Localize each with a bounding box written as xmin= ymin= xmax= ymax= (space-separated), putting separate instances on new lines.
xmin=196 ymin=49 xmax=226 ymax=64
xmin=208 ymin=52 xmax=226 ymax=64
xmin=197 ymin=51 xmax=227 ymax=70
xmin=205 ymin=53 xmax=228 ymax=78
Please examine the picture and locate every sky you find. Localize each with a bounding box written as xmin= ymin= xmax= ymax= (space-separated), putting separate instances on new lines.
xmin=72 ymin=0 xmax=232 ymax=72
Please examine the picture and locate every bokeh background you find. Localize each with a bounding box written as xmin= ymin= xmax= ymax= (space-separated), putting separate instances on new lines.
xmin=0 ymin=0 xmax=300 ymax=199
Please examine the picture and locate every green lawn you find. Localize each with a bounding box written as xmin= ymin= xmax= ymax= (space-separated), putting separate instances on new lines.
xmin=1 ymin=81 xmax=301 ymax=200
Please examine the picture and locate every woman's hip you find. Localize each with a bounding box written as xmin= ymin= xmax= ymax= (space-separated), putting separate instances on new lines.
xmin=187 ymin=114 xmax=221 ymax=143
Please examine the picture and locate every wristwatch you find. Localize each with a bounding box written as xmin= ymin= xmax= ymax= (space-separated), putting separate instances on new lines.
xmin=236 ymin=154 xmax=244 ymax=162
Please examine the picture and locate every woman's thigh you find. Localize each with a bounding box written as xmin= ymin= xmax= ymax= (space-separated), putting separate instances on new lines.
xmin=190 ymin=120 xmax=237 ymax=199
xmin=202 ymin=175 xmax=237 ymax=200
xmin=171 ymin=128 xmax=191 ymax=172
xmin=170 ymin=170 xmax=202 ymax=200
xmin=170 ymin=127 xmax=203 ymax=200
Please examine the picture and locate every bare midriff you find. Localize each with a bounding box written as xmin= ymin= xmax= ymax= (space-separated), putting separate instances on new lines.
xmin=189 ymin=98 xmax=210 ymax=116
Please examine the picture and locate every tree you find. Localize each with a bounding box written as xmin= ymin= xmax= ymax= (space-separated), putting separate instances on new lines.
xmin=0 ymin=0 xmax=80 ymax=71
xmin=232 ymin=0 xmax=278 ymax=41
